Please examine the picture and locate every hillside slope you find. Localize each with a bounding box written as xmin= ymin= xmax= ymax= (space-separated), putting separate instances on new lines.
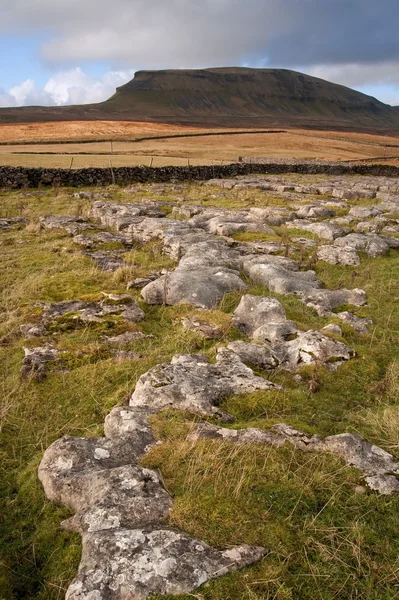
xmin=1 ymin=67 xmax=399 ymax=131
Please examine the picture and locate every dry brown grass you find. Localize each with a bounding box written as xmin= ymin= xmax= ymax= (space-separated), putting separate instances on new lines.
xmin=1 ymin=122 xmax=399 ymax=167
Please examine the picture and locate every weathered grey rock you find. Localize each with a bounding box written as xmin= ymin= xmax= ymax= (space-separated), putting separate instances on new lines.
xmin=130 ymin=353 xmax=279 ymax=420
xmin=230 ymin=295 xmax=353 ymax=370
xmin=301 ymin=221 xmax=349 ymax=241
xmin=382 ymin=224 xmax=399 ymax=234
xmin=298 ymin=288 xmax=367 ymax=316
xmin=249 ymin=263 xmax=321 ymax=295
xmin=20 ymin=323 xmax=46 ymax=338
xmin=181 ymin=316 xmax=223 ymax=339
xmin=190 ymin=423 xmax=399 ymax=495
xmin=0 ymin=217 xmax=27 ymax=230
xmin=232 ymin=295 xmax=288 ymax=336
xmin=317 ymin=245 xmax=360 ymax=266
xmin=355 ymin=221 xmax=381 ymax=234
xmin=336 ymin=311 xmax=374 ymax=333
xmin=296 ymin=205 xmax=335 ymax=219
xmin=206 ymin=216 xmax=275 ymax=237
xmin=217 ymin=341 xmax=279 ymax=370
xmin=90 ymin=201 xmax=167 ymax=230
xmin=40 ymin=295 xmax=145 ymax=327
xmin=40 ymin=215 xmax=96 ymax=235
xmin=321 ymin=324 xmax=343 ymax=336
xmin=103 ymin=331 xmax=152 ymax=345
xmin=334 ymin=233 xmax=391 ymax=257
xmin=112 ymin=350 xmax=143 ymax=360
xmin=73 ymin=191 xmax=111 ymax=200
xmin=65 ymin=530 xmax=265 ymax=600
xmin=272 ymin=330 xmax=354 ymax=370
xmin=20 ymin=344 xmax=60 ymax=380
xmin=332 ymin=188 xmax=376 ymax=200
xmin=348 ymin=206 xmax=381 ymax=219
xmin=84 ymin=250 xmax=126 ymax=271
xmin=142 ymin=267 xmax=245 ymax=309
xmin=73 ymin=231 xmax=131 ymax=248
xmin=127 ymin=272 xmax=163 ymax=289
xmin=103 ymin=406 xmax=155 ymax=440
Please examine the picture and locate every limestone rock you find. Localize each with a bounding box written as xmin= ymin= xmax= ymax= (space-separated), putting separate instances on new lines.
xmin=84 ymin=249 xmax=126 ymax=271
xmin=273 ymin=330 xmax=354 ymax=370
xmin=317 ymin=245 xmax=360 ymax=266
xmin=40 ymin=215 xmax=96 ymax=235
xmin=181 ymin=316 xmax=223 ymax=339
xmin=298 ymin=288 xmax=367 ymax=316
xmin=20 ymin=344 xmax=59 ymax=380
xmin=73 ymin=231 xmax=131 ymax=248
xmin=217 ymin=341 xmax=279 ymax=370
xmin=336 ymin=311 xmax=374 ymax=334
xmin=0 ymin=217 xmax=27 ymax=230
xmin=191 ymin=423 xmax=399 ymax=495
xmin=142 ymin=268 xmax=245 ymax=310
xmin=334 ymin=233 xmax=391 ymax=257
xmin=65 ymin=529 xmax=265 ymax=600
xmin=130 ymin=353 xmax=280 ymax=420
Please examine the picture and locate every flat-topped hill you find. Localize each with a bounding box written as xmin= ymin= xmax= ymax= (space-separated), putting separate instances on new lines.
xmin=1 ymin=67 xmax=399 ymax=131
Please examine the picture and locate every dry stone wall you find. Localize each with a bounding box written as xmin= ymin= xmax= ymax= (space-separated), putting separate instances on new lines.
xmin=2 ymin=161 xmax=399 ymax=188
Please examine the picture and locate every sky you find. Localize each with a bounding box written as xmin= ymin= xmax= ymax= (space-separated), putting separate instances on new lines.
xmin=1 ymin=0 xmax=399 ymax=108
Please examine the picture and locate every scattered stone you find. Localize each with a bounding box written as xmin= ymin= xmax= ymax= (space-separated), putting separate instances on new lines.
xmin=321 ymin=324 xmax=343 ymax=336
xmin=20 ymin=323 xmax=46 ymax=339
xmin=40 ymin=215 xmax=96 ymax=235
xmin=298 ymin=288 xmax=366 ymax=316
xmin=83 ymin=250 xmax=125 ymax=271
xmin=217 ymin=341 xmax=279 ymax=369
xmin=334 ymin=233 xmax=395 ymax=257
xmin=296 ymin=205 xmax=335 ymax=219
xmin=181 ymin=316 xmax=223 ymax=339
xmin=73 ymin=231 xmax=131 ymax=248
xmin=127 ymin=272 xmax=163 ymax=289
xmin=0 ymin=217 xmax=27 ymax=230
xmin=190 ymin=422 xmax=399 ymax=495
xmin=103 ymin=331 xmax=152 ymax=345
xmin=317 ymin=245 xmax=360 ymax=266
xmin=20 ymin=344 xmax=59 ymax=380
xmin=336 ymin=311 xmax=374 ymax=334
xmin=130 ymin=353 xmax=280 ymax=421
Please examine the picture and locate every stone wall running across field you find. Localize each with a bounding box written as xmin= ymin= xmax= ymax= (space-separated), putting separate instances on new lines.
xmin=2 ymin=161 xmax=399 ymax=188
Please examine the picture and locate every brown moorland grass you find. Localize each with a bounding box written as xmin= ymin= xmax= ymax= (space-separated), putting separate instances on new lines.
xmin=1 ymin=122 xmax=399 ymax=167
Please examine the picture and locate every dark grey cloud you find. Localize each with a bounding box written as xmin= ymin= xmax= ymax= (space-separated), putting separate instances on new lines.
xmin=1 ymin=0 xmax=399 ymax=70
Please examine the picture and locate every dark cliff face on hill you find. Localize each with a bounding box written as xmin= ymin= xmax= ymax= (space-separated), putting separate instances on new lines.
xmin=1 ymin=67 xmax=399 ymax=131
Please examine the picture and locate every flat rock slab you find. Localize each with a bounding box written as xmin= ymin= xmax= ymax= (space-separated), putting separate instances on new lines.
xmin=40 ymin=215 xmax=97 ymax=235
xmin=317 ymin=245 xmax=360 ymax=266
xmin=83 ymin=250 xmax=126 ymax=271
xmin=130 ymin=353 xmax=280 ymax=420
xmin=0 ymin=217 xmax=27 ymax=230
xmin=73 ymin=231 xmax=131 ymax=248
xmin=66 ymin=530 xmax=265 ymax=600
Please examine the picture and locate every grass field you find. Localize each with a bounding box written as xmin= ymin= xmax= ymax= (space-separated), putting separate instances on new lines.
xmin=1 ymin=178 xmax=399 ymax=599
xmin=1 ymin=122 xmax=399 ymax=168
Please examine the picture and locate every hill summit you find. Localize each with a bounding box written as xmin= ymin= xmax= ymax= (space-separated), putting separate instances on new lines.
xmin=1 ymin=67 xmax=399 ymax=131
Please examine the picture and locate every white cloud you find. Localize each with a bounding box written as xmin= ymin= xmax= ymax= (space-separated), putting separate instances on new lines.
xmin=307 ymin=62 xmax=399 ymax=89
xmin=0 ymin=67 xmax=135 ymax=107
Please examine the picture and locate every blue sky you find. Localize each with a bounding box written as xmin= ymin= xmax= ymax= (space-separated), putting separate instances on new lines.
xmin=1 ymin=0 xmax=399 ymax=107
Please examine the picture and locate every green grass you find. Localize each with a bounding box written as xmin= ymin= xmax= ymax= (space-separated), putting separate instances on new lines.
xmin=1 ymin=177 xmax=399 ymax=599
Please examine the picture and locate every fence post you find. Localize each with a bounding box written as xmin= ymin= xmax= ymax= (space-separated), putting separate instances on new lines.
xmin=109 ymin=157 xmax=116 ymax=185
